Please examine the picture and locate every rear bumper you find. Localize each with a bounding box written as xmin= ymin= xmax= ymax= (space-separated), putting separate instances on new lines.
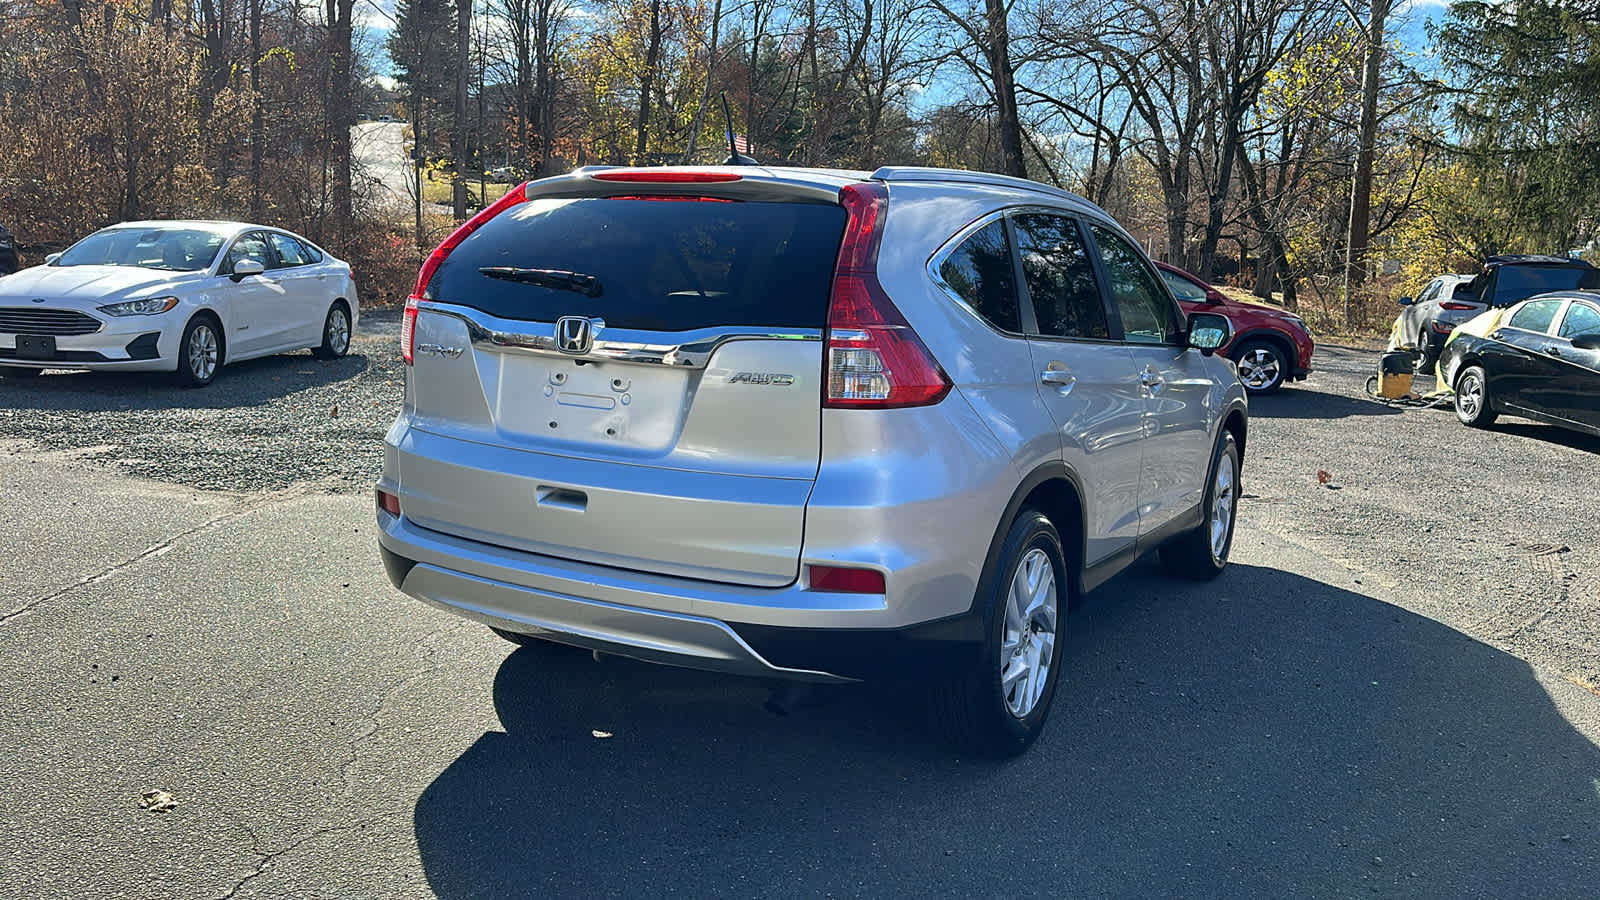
xmin=377 ymin=509 xmax=981 ymax=682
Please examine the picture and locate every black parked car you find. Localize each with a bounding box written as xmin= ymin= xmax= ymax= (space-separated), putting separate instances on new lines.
xmin=0 ymin=223 xmax=18 ymax=275
xmin=1440 ymin=290 xmax=1600 ymax=437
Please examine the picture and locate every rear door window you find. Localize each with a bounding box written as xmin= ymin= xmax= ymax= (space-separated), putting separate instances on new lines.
xmin=1012 ymin=213 xmax=1108 ymax=340
xmin=1558 ymin=300 xmax=1600 ymax=338
xmin=427 ymin=197 xmax=847 ymax=330
xmin=937 ymin=219 xmax=1021 ymax=333
xmin=268 ymin=233 xmax=311 ymax=267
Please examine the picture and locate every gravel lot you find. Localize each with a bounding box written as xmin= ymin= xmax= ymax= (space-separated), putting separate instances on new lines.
xmin=0 ymin=308 xmax=406 ymax=493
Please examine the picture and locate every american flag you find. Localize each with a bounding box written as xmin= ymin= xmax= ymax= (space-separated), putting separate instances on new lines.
xmin=728 ymin=131 xmax=750 ymax=154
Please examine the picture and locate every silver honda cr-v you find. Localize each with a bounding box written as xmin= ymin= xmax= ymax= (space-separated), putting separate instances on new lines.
xmin=376 ymin=165 xmax=1247 ymax=756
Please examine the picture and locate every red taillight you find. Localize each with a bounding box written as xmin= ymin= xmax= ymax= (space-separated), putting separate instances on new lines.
xmin=1439 ymin=302 xmax=1477 ymax=311
xmin=404 ymin=182 xmax=531 ymax=364
xmin=806 ymin=565 xmax=886 ymax=594
xmin=376 ymin=488 xmax=401 ymax=517
xmin=400 ymin=295 xmax=418 ymax=365
xmin=823 ymin=183 xmax=951 ymax=409
xmin=591 ymin=170 xmax=742 ymax=183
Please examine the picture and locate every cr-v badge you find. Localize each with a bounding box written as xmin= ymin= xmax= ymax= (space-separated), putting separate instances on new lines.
xmin=415 ymin=343 xmax=464 ymax=359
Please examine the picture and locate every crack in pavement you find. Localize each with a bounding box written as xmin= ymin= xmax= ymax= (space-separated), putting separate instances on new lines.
xmin=215 ymin=816 xmax=388 ymax=900
xmin=0 ymin=484 xmax=320 ymax=627
xmin=212 ymin=620 xmax=469 ymax=899
xmin=337 ymin=619 xmax=471 ymax=797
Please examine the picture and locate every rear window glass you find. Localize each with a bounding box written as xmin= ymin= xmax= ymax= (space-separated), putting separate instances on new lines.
xmin=427 ymin=197 xmax=847 ymax=330
xmin=938 ymin=219 xmax=1020 ymax=333
xmin=1491 ymin=266 xmax=1600 ymax=306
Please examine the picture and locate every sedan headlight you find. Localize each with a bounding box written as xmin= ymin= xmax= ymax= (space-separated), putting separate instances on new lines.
xmin=98 ymin=296 xmax=179 ymax=316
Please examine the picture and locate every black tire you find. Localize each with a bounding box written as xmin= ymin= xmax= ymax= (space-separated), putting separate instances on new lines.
xmin=1159 ymin=431 xmax=1241 ymax=580
xmin=313 ymin=302 xmax=351 ymax=360
xmin=0 ymin=366 xmax=43 ymax=378
xmin=1230 ymin=338 xmax=1289 ymax=394
xmin=1453 ymin=364 xmax=1498 ymax=428
xmin=174 ymin=315 xmax=223 ymax=388
xmin=929 ymin=509 xmax=1070 ymax=758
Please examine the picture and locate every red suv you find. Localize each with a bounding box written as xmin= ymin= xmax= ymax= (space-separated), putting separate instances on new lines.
xmin=1156 ymin=262 xmax=1314 ymax=394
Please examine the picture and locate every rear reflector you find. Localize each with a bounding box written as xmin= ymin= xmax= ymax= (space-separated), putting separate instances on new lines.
xmin=591 ymin=170 xmax=743 ymax=183
xmin=376 ymin=488 xmax=401 ymax=517
xmin=807 ymin=565 xmax=886 ymax=594
xmin=405 ymin=182 xmax=532 ymax=363
xmin=823 ymin=183 xmax=951 ymax=408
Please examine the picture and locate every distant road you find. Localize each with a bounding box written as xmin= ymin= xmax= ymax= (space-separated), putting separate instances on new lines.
xmin=352 ymin=120 xmax=411 ymax=208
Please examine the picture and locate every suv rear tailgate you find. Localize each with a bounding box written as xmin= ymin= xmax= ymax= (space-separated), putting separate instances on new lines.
xmin=396 ymin=175 xmax=848 ymax=587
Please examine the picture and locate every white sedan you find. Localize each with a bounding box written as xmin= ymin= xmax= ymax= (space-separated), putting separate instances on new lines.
xmin=0 ymin=221 xmax=359 ymax=387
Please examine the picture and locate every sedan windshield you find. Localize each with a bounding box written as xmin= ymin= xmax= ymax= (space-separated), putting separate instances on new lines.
xmin=55 ymin=227 xmax=226 ymax=272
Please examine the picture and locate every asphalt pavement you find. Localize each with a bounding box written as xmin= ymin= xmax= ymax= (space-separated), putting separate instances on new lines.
xmin=1 ymin=326 xmax=1596 ymax=898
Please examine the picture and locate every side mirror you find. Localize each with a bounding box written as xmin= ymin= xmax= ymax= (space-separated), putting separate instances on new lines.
xmin=1572 ymin=333 xmax=1600 ymax=351
xmin=1396 ymin=296 xmax=1413 ymax=307
xmin=45 ymin=253 xmax=62 ymax=265
xmin=1187 ymin=312 xmax=1232 ymax=356
xmin=231 ymin=259 xmax=265 ymax=281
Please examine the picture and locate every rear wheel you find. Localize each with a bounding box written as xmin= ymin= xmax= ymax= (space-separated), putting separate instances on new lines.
xmin=313 ymin=303 xmax=351 ymax=359
xmin=929 ymin=510 xmax=1068 ymax=758
xmin=1231 ymin=339 xmax=1288 ymax=394
xmin=1159 ymin=431 xmax=1240 ymax=580
xmin=1453 ymin=365 xmax=1498 ymax=428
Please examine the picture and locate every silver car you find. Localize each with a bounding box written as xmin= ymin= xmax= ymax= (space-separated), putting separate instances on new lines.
xmin=1396 ymin=274 xmax=1480 ymax=370
xmin=376 ymin=166 xmax=1248 ymax=756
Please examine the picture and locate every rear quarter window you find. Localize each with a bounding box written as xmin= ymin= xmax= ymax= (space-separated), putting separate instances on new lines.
xmin=427 ymin=197 xmax=847 ymax=331
xmin=937 ymin=219 xmax=1021 ymax=333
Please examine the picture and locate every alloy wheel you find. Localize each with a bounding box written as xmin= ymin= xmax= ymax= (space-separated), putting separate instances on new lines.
xmin=1237 ymin=348 xmax=1282 ymax=390
xmin=1210 ymin=452 xmax=1236 ymax=561
xmin=189 ymin=325 xmax=218 ymax=382
xmin=1000 ymin=547 xmax=1059 ymax=719
xmin=328 ymin=309 xmax=350 ymax=354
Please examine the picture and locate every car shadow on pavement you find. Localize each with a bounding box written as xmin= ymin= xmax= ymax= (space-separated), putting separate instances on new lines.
xmin=0 ymin=351 xmax=370 ymax=410
xmin=1248 ymin=387 xmax=1401 ymax=420
xmin=1493 ymin=420 xmax=1600 ymax=455
xmin=412 ymin=562 xmax=1600 ymax=897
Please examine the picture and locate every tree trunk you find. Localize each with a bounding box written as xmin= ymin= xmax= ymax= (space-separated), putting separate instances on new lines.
xmin=326 ymin=0 xmax=355 ymax=250
xmin=1344 ymin=0 xmax=1390 ymax=324
xmin=983 ymin=0 xmax=1025 ymax=178
xmin=452 ymin=0 xmax=471 ymax=219
xmin=634 ymin=0 xmax=664 ymax=164
xmin=249 ymin=0 xmax=264 ymax=220
xmin=680 ymin=0 xmax=725 ymax=164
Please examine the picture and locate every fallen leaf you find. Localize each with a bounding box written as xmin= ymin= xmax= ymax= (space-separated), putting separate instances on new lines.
xmin=591 ymin=730 xmax=613 ymax=739
xmin=330 ymin=403 xmax=339 ymax=418
xmin=1316 ymin=470 xmax=1332 ymax=484
xmin=138 ymin=789 xmax=178 ymax=812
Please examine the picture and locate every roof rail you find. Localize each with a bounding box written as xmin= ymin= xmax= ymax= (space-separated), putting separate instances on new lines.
xmin=869 ymin=166 xmax=1105 ymax=214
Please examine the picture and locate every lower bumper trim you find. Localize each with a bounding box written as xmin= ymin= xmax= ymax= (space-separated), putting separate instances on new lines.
xmin=393 ymin=557 xmax=854 ymax=683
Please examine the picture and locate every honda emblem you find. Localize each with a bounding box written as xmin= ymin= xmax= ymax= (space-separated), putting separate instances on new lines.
xmin=555 ymin=316 xmax=602 ymax=355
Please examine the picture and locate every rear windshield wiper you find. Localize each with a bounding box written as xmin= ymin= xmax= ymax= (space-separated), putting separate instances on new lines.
xmin=479 ymin=266 xmax=603 ymax=298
